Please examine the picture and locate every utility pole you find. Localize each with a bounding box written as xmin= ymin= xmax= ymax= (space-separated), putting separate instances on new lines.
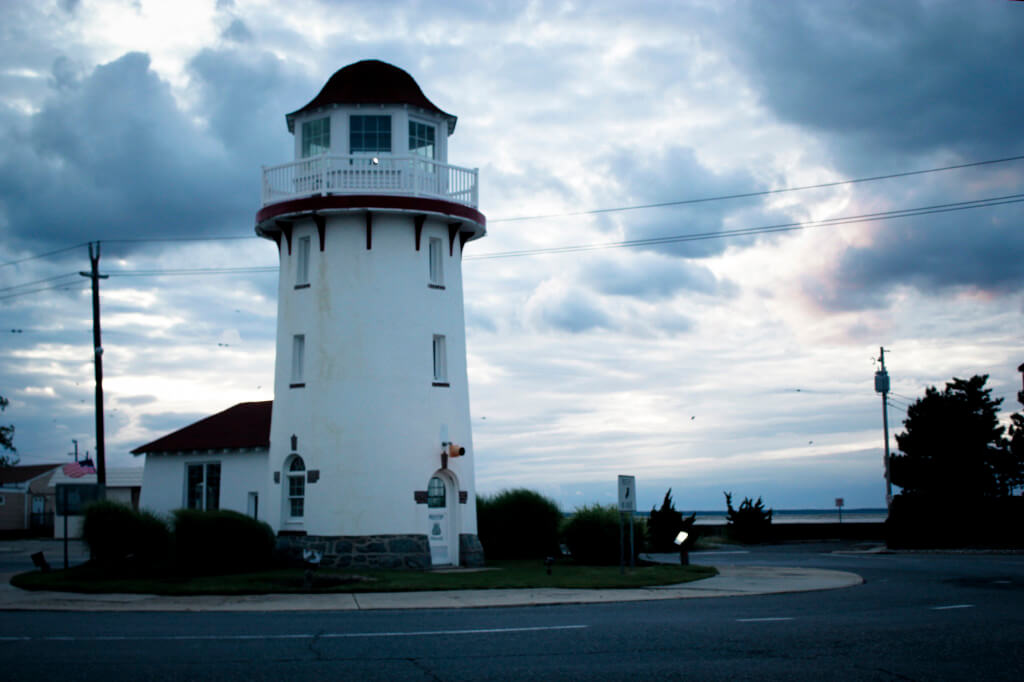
xmin=69 ymin=439 xmax=78 ymax=463
xmin=79 ymin=242 xmax=108 ymax=487
xmin=874 ymin=347 xmax=892 ymax=511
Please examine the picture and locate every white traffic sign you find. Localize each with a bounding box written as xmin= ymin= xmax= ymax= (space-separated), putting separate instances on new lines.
xmin=618 ymin=475 xmax=636 ymax=513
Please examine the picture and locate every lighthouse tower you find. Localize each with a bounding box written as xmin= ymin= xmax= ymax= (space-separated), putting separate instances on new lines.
xmin=255 ymin=60 xmax=486 ymax=568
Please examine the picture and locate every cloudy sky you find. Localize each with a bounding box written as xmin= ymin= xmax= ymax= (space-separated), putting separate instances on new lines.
xmin=2 ymin=0 xmax=1022 ymax=512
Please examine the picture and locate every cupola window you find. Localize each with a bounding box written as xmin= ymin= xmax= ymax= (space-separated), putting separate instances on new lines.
xmin=350 ymin=115 xmax=392 ymax=154
xmin=301 ymin=117 xmax=330 ymax=157
xmin=409 ymin=120 xmax=436 ymax=160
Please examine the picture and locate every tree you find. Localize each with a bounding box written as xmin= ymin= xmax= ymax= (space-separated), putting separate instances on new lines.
xmin=891 ymin=375 xmax=1015 ymax=500
xmin=0 ymin=395 xmax=17 ymax=467
xmin=647 ymin=488 xmax=696 ymax=552
xmin=724 ymin=491 xmax=773 ymax=543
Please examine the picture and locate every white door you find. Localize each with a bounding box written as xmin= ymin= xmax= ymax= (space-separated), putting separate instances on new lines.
xmin=427 ymin=476 xmax=451 ymax=565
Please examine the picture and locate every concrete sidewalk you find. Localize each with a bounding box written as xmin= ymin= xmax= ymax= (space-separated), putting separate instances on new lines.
xmin=0 ymin=564 xmax=863 ymax=612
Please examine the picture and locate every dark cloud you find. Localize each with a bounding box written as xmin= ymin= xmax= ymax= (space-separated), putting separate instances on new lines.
xmin=526 ymin=286 xmax=609 ymax=333
xmin=810 ymin=195 xmax=1024 ymax=310
xmin=730 ymin=0 xmax=1024 ymax=167
xmin=221 ymin=18 xmax=252 ymax=43
xmin=597 ymin=146 xmax=782 ymax=259
xmin=0 ymin=49 xmax=309 ymax=259
xmin=139 ymin=411 xmax=208 ymax=435
xmin=581 ymin=255 xmax=732 ymax=300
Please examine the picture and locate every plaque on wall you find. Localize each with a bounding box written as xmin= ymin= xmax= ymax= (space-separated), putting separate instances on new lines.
xmin=273 ymin=472 xmax=280 ymax=484
xmin=459 ymin=491 xmax=468 ymax=504
xmin=413 ymin=490 xmax=428 ymax=504
xmin=307 ymin=470 xmax=320 ymax=483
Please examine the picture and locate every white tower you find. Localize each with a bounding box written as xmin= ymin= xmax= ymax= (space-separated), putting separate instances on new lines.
xmin=255 ymin=60 xmax=486 ymax=568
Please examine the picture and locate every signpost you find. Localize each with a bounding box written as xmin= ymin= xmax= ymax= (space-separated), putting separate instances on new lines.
xmin=835 ymin=497 xmax=844 ymax=524
xmin=56 ymin=484 xmax=104 ymax=569
xmin=618 ymin=475 xmax=636 ymax=573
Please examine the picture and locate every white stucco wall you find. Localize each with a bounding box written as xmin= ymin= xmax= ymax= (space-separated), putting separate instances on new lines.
xmin=264 ymin=210 xmax=478 ymax=555
xmin=139 ymin=450 xmax=269 ymax=521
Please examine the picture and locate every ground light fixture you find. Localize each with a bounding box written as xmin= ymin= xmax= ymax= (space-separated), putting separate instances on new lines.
xmin=675 ymin=531 xmax=690 ymax=566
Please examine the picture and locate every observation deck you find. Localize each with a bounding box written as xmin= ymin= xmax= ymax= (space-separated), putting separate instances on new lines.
xmin=256 ymin=154 xmax=484 ymax=238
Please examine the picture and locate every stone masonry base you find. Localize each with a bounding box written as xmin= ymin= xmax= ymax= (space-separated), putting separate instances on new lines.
xmin=277 ymin=533 xmax=487 ymax=570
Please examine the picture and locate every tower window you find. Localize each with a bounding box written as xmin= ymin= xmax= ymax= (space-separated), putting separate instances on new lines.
xmin=301 ymin=117 xmax=330 ymax=157
xmin=409 ymin=120 xmax=435 ymax=160
xmin=432 ymin=334 xmax=447 ymax=385
xmin=291 ymin=334 xmax=305 ymax=387
xmin=428 ymin=237 xmax=444 ymax=287
xmin=287 ymin=456 xmax=305 ymax=519
xmin=296 ymin=236 xmax=311 ymax=287
xmin=350 ymin=115 xmax=391 ymax=153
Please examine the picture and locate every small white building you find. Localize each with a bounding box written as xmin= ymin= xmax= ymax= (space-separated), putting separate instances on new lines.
xmin=50 ymin=466 xmax=144 ymax=539
xmin=135 ymin=60 xmax=486 ymax=568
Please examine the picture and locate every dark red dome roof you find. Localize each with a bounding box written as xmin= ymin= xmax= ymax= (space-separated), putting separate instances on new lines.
xmin=285 ymin=60 xmax=456 ymax=134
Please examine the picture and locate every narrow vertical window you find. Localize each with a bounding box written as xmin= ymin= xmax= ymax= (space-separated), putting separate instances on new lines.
xmin=287 ymin=456 xmax=306 ymax=519
xmin=296 ymin=236 xmax=311 ymax=287
xmin=428 ymin=237 xmax=444 ymax=287
xmin=291 ymin=334 xmax=305 ymax=387
xmin=432 ymin=334 xmax=447 ymax=385
xmin=301 ymin=117 xmax=330 ymax=157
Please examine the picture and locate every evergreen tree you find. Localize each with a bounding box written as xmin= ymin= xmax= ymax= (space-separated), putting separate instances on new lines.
xmin=0 ymin=395 xmax=17 ymax=467
xmin=891 ymin=375 xmax=1012 ymax=500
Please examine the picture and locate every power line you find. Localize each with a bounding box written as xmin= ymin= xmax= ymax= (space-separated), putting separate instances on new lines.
xmin=466 ymin=192 xmax=1024 ymax=260
xmin=0 ymin=243 xmax=88 ymax=269
xmin=490 ymin=153 xmax=1024 ymax=223
xmin=0 ymin=272 xmax=81 ymax=295
xmin=0 ymin=280 xmax=90 ymax=302
xmin=106 ymin=266 xmax=277 ymax=277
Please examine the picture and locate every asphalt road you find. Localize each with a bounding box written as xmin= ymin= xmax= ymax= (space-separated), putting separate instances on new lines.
xmin=2 ymin=542 xmax=1023 ymax=680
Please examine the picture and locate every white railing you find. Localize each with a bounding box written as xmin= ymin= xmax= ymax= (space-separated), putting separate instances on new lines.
xmin=261 ymin=155 xmax=479 ymax=209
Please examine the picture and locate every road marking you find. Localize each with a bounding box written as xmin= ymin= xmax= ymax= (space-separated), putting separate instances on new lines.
xmin=0 ymin=624 xmax=588 ymax=643
xmin=736 ymin=617 xmax=794 ymax=622
xmin=930 ymin=604 xmax=974 ymax=611
xmin=993 ymin=580 xmax=1011 ymax=584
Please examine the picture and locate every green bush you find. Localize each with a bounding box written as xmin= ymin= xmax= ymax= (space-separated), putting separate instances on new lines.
xmin=724 ymin=491 xmax=773 ymax=544
xmin=81 ymin=500 xmax=171 ymax=568
xmin=172 ymin=509 xmax=276 ymax=575
xmin=647 ymin=488 xmax=697 ymax=552
xmin=477 ymin=488 xmax=562 ymax=560
xmin=562 ymin=504 xmax=644 ymax=565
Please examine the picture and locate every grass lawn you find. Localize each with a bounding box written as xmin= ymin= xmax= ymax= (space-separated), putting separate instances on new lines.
xmin=11 ymin=559 xmax=717 ymax=596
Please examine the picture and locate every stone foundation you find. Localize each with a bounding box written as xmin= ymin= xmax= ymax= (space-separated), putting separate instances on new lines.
xmin=459 ymin=534 xmax=485 ymax=568
xmin=277 ymin=533 xmax=432 ymax=570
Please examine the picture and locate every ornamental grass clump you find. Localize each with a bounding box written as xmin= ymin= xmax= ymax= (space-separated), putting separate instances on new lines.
xmin=562 ymin=504 xmax=644 ymax=565
xmin=81 ymin=500 xmax=171 ymax=570
xmin=477 ymin=488 xmax=562 ymax=560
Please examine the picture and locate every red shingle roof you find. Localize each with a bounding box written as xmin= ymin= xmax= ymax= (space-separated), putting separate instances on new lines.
xmin=0 ymin=463 xmax=61 ymax=484
xmin=131 ymin=401 xmax=272 ymax=455
xmin=285 ymin=59 xmax=456 ymax=134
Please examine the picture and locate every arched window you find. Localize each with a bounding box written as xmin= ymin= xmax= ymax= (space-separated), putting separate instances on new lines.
xmin=427 ymin=476 xmax=446 ymax=508
xmin=287 ymin=456 xmax=306 ymax=519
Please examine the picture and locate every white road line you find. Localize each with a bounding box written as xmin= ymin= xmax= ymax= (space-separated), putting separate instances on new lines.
xmin=736 ymin=617 xmax=794 ymax=622
xmin=930 ymin=604 xmax=974 ymax=611
xmin=0 ymin=624 xmax=588 ymax=643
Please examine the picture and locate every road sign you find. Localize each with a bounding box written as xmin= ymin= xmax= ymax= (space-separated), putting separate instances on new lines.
xmin=618 ymin=475 xmax=636 ymax=513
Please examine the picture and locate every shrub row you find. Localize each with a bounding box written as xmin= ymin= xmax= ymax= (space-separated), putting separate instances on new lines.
xmin=82 ymin=502 xmax=276 ymax=575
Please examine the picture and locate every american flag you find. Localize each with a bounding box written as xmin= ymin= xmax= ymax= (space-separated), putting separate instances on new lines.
xmin=63 ymin=460 xmax=96 ymax=478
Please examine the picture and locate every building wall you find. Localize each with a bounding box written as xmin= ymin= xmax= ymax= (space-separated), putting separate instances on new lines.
xmin=139 ymin=450 xmax=269 ymax=520
xmin=265 ymin=211 xmax=478 ymax=547
xmin=0 ymin=491 xmax=26 ymax=531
